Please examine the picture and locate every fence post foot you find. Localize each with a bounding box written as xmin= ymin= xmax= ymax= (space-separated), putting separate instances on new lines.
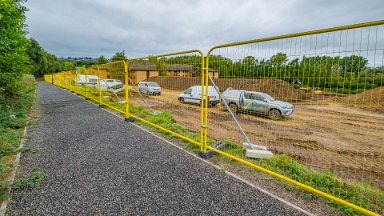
xmin=198 ymin=150 xmax=215 ymax=159
xmin=199 ymin=141 xmax=227 ymax=159
xmin=125 ymin=117 xmax=135 ymax=122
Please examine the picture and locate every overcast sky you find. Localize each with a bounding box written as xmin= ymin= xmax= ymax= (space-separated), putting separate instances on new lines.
xmin=25 ymin=0 xmax=384 ymax=59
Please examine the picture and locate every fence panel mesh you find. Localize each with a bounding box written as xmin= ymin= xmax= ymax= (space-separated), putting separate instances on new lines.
xmin=45 ymin=21 xmax=384 ymax=215
xmin=126 ymin=51 xmax=204 ymax=148
xmin=205 ymin=23 xmax=384 ymax=215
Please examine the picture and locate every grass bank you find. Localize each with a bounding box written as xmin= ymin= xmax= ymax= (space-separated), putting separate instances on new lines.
xmin=0 ymin=75 xmax=36 ymax=200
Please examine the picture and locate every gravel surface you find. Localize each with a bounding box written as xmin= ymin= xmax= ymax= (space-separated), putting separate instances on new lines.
xmin=7 ymin=82 xmax=308 ymax=215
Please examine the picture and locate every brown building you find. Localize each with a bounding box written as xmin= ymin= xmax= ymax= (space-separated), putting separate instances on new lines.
xmin=84 ymin=67 xmax=124 ymax=83
xmin=165 ymin=65 xmax=220 ymax=78
xmin=206 ymin=68 xmax=219 ymax=78
xmin=84 ymin=63 xmax=219 ymax=83
xmin=166 ymin=65 xmax=193 ymax=77
xmin=84 ymin=63 xmax=160 ymax=84
xmin=128 ymin=63 xmax=159 ymax=84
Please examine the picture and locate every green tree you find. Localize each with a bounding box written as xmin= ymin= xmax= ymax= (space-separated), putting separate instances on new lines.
xmin=62 ymin=61 xmax=75 ymax=71
xmin=340 ymin=55 xmax=368 ymax=75
xmin=0 ymin=0 xmax=31 ymax=95
xmin=111 ymin=50 xmax=126 ymax=61
xmin=270 ymin=52 xmax=288 ymax=67
xmin=242 ymin=56 xmax=257 ymax=77
xmin=27 ymin=38 xmax=63 ymax=76
xmin=97 ymin=55 xmax=108 ymax=64
xmin=157 ymin=57 xmax=167 ymax=76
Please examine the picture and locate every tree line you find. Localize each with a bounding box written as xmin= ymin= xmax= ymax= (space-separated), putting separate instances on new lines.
xmin=27 ymin=39 xmax=128 ymax=77
xmin=152 ymin=53 xmax=382 ymax=94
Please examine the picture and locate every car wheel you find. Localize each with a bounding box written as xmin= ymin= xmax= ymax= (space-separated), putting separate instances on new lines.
xmin=228 ymin=103 xmax=238 ymax=113
xmin=268 ymin=109 xmax=281 ymax=120
xmin=180 ymin=97 xmax=185 ymax=103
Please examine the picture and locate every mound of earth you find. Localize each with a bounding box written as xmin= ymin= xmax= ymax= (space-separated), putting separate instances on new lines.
xmin=337 ymin=87 xmax=384 ymax=109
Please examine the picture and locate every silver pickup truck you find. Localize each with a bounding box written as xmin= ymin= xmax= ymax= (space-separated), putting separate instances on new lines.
xmin=221 ymin=88 xmax=294 ymax=120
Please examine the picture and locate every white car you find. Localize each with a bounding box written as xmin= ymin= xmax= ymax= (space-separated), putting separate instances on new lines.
xmin=221 ymin=88 xmax=294 ymax=120
xmin=178 ymin=86 xmax=220 ymax=106
xmin=138 ymin=81 xmax=161 ymax=95
xmin=98 ymin=79 xmax=123 ymax=90
xmin=97 ymin=79 xmax=125 ymax=93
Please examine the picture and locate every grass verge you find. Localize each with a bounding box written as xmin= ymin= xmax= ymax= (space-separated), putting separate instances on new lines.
xmin=0 ymin=74 xmax=36 ymax=200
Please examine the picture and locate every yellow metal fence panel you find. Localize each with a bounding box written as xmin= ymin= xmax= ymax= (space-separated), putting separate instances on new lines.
xmin=43 ymin=20 xmax=384 ymax=215
xmin=43 ymin=74 xmax=52 ymax=83
xmin=205 ymin=20 xmax=384 ymax=215
xmin=126 ymin=50 xmax=205 ymax=148
xmin=97 ymin=61 xmax=127 ymax=115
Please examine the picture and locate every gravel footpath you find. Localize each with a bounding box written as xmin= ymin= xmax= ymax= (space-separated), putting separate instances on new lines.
xmin=7 ymin=82 xmax=308 ymax=215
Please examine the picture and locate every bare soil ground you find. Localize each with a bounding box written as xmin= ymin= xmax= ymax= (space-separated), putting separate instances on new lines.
xmin=130 ymin=87 xmax=384 ymax=190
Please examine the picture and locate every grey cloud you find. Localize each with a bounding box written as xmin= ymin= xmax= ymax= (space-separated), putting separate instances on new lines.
xmin=25 ymin=0 xmax=384 ymax=58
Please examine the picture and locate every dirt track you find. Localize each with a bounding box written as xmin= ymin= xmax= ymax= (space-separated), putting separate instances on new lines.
xmin=130 ymin=89 xmax=384 ymax=189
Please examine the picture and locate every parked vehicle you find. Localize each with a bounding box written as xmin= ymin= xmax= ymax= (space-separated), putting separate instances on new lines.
xmin=77 ymin=74 xmax=99 ymax=87
xmin=221 ymin=88 xmax=294 ymax=120
xmin=138 ymin=81 xmax=161 ymax=95
xmin=178 ymin=86 xmax=220 ymax=106
xmin=98 ymin=79 xmax=124 ymax=91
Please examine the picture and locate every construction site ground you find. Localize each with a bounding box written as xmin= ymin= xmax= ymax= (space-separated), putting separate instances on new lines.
xmin=130 ymin=88 xmax=384 ymax=189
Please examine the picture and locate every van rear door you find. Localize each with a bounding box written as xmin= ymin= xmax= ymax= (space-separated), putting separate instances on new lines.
xmin=207 ymin=87 xmax=219 ymax=102
xmin=190 ymin=87 xmax=201 ymax=104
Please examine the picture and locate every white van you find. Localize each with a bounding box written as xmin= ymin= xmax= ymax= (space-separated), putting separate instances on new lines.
xmin=178 ymin=86 xmax=220 ymax=106
xmin=77 ymin=74 xmax=99 ymax=87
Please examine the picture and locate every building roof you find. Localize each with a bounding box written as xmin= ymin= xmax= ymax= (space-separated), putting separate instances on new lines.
xmin=166 ymin=65 xmax=193 ymax=71
xmin=128 ymin=62 xmax=157 ymax=71
xmin=202 ymin=68 xmax=219 ymax=72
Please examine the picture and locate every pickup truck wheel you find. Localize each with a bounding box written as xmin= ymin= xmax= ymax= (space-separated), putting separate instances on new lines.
xmin=269 ymin=109 xmax=281 ymax=120
xmin=229 ymin=103 xmax=238 ymax=113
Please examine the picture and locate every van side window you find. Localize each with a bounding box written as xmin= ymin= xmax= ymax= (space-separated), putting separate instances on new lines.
xmin=255 ymin=94 xmax=265 ymax=101
xmin=185 ymin=89 xmax=192 ymax=94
